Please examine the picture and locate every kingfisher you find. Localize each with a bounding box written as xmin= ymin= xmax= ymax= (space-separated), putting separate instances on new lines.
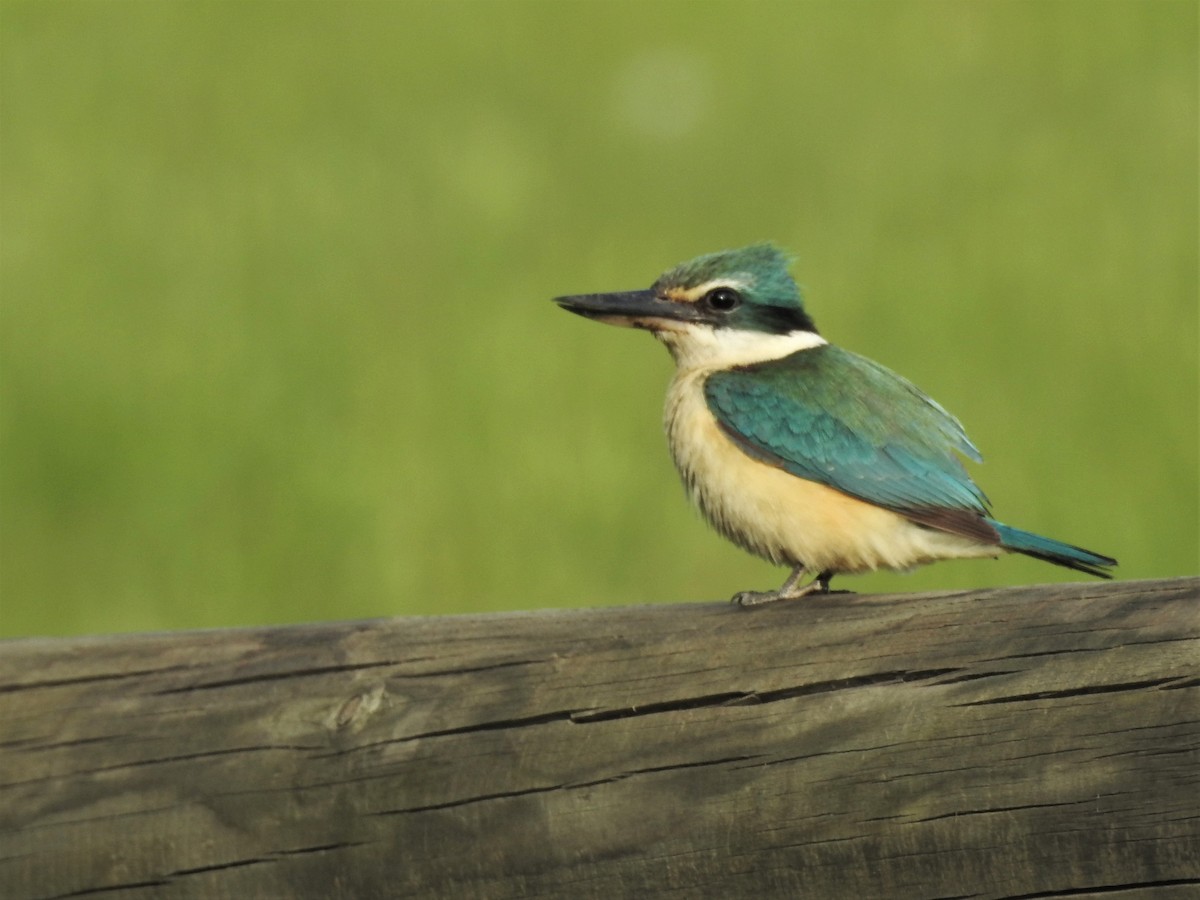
xmin=555 ymin=244 xmax=1117 ymax=606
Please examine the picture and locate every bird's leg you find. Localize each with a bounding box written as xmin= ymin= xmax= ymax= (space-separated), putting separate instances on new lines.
xmin=777 ymin=565 xmax=811 ymax=596
xmin=732 ymin=567 xmax=836 ymax=608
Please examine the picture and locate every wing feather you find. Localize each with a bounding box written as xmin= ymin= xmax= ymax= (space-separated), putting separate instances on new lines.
xmin=704 ymin=345 xmax=997 ymax=543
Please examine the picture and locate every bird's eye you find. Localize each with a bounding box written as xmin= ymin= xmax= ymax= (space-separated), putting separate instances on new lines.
xmin=704 ymin=288 xmax=743 ymax=312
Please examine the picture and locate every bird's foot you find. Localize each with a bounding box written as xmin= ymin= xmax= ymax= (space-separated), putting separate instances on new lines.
xmin=731 ymin=589 xmax=793 ymax=607
xmin=732 ymin=570 xmax=836 ymax=608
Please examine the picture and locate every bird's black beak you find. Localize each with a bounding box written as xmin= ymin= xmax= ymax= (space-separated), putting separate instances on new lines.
xmin=554 ymin=289 xmax=712 ymax=329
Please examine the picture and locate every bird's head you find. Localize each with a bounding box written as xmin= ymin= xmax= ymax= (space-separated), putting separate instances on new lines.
xmin=555 ymin=244 xmax=823 ymax=369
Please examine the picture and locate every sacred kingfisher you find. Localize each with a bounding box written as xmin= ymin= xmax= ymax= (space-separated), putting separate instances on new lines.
xmin=555 ymin=244 xmax=1117 ymax=606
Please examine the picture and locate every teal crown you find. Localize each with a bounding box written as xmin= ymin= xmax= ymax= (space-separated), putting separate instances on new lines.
xmin=654 ymin=244 xmax=805 ymax=310
xmin=654 ymin=243 xmax=815 ymax=334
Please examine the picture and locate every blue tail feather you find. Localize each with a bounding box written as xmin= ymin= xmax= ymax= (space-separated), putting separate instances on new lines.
xmin=987 ymin=519 xmax=1117 ymax=579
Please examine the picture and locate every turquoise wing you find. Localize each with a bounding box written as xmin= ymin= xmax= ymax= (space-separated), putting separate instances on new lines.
xmin=704 ymin=345 xmax=991 ymax=519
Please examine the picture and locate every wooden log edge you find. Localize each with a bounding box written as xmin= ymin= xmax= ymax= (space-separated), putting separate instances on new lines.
xmin=1 ymin=576 xmax=1198 ymax=899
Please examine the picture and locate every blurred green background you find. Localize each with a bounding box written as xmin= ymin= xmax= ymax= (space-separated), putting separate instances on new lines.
xmin=1 ymin=1 xmax=1196 ymax=637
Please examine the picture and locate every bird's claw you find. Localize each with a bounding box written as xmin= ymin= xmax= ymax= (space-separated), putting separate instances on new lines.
xmin=731 ymin=573 xmax=843 ymax=609
xmin=731 ymin=590 xmax=783 ymax=607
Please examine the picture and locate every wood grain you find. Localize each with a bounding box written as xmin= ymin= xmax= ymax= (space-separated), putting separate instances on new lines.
xmin=1 ymin=577 xmax=1197 ymax=899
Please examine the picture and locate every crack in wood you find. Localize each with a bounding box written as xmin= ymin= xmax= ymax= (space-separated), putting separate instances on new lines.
xmin=984 ymin=647 xmax=1108 ymax=661
xmin=569 ymin=690 xmax=752 ymax=722
xmin=270 ymin=841 xmax=371 ymax=857
xmin=330 ymin=667 xmax=966 ymax=755
xmin=0 ymin=666 xmax=193 ymax=694
xmin=0 ymin=739 xmax=39 ymax=750
xmin=1089 ymin=719 xmax=1200 ymax=737
xmin=730 ymin=734 xmax=966 ymax=773
xmin=38 ymin=842 xmax=371 ymax=900
xmin=154 ymin=661 xmax=398 ymax=694
xmin=996 ymin=876 xmax=1200 ymax=898
xmin=929 ymin=670 xmax=1019 ymax=685
xmin=954 ymin=677 xmax=1188 ymax=706
xmin=7 ymin=804 xmax=180 ymax=837
xmin=353 ymin=709 xmax=579 ymax=750
xmin=371 ymin=782 xmax=569 ymax=816
xmin=10 ymin=735 xmax=132 ymax=753
xmin=45 ymin=878 xmax=171 ymax=898
xmin=390 ymin=658 xmax=548 ymax=679
xmin=1162 ymin=677 xmax=1200 ymax=690
xmin=911 ymin=798 xmax=1109 ymax=823
xmin=2 ymin=744 xmax=324 ymax=789
xmin=572 ymin=668 xmax=964 ymax=722
xmin=571 ymin=753 xmax=763 ymax=788
xmin=166 ymin=857 xmax=270 ymax=877
xmin=371 ymin=754 xmax=757 ymax=816
xmin=1093 ymin=745 xmax=1200 ymax=761
xmin=168 ymin=841 xmax=368 ymax=877
xmin=979 ymin=636 xmax=1199 ymax=667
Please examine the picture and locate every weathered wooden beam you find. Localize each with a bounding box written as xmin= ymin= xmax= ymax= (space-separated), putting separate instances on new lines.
xmin=1 ymin=577 xmax=1197 ymax=899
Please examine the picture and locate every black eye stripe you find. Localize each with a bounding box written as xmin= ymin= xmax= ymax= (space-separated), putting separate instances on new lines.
xmin=746 ymin=304 xmax=819 ymax=335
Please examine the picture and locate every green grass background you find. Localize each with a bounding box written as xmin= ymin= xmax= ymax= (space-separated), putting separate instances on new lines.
xmin=2 ymin=1 xmax=1196 ymax=637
